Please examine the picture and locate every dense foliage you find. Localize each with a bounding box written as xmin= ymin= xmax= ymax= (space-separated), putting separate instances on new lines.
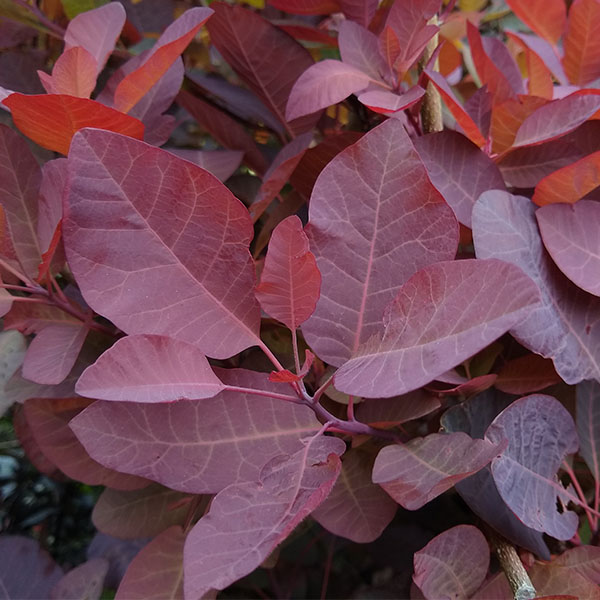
xmin=0 ymin=0 xmax=600 ymax=598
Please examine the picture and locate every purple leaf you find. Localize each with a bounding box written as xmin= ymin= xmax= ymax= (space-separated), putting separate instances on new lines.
xmin=480 ymin=35 xmax=525 ymax=97
xmin=183 ymin=436 xmax=345 ymax=598
xmin=286 ymin=60 xmax=372 ymax=121
xmin=576 ymin=379 xmax=600 ymax=485
xmin=64 ymin=2 xmax=126 ymax=75
xmin=50 ymin=558 xmax=108 ymax=600
xmin=536 ymin=201 xmax=600 ymax=297
xmin=76 ymin=334 xmax=225 ymax=403
xmin=253 ymin=132 xmax=313 ymax=212
xmin=338 ymin=20 xmax=391 ymax=83
xmin=37 ymin=158 xmax=67 ymax=253
xmin=413 ymin=525 xmax=489 ymax=600
xmin=70 ymin=368 xmax=322 ymax=493
xmin=414 ymin=130 xmax=506 ymax=227
xmin=554 ymin=545 xmax=600 ymax=585
xmin=0 ymin=536 xmax=64 ymax=599
xmin=24 ymin=397 xmax=148 ymax=490
xmin=312 ymin=447 xmax=396 ymax=542
xmin=115 ymin=526 xmax=186 ymax=600
xmin=255 ymin=216 xmax=321 ymax=330
xmin=167 ymin=148 xmax=243 ymax=182
xmin=357 ymin=86 xmax=425 ymax=114
xmin=93 ymin=484 xmax=190 ymax=539
xmin=355 ymin=390 xmax=441 ymax=428
xmin=339 ymin=0 xmax=378 ymax=27
xmin=485 ymin=394 xmax=579 ymax=540
xmin=207 ymin=2 xmax=319 ymax=135
xmin=64 ymin=129 xmax=260 ymax=359
xmin=372 ymin=432 xmax=505 ymax=510
xmin=472 ymin=191 xmax=600 ymax=383
xmin=303 ymin=118 xmax=457 ymax=368
xmin=0 ymin=124 xmax=42 ymax=278
xmin=513 ymin=94 xmax=600 ymax=148
xmin=335 ymin=259 xmax=540 ymax=398
xmin=464 ymin=85 xmax=492 ymax=139
xmin=22 ymin=322 xmax=89 ymax=385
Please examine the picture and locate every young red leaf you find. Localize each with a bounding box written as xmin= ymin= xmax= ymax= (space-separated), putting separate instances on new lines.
xmin=64 ymin=129 xmax=260 ymax=359
xmin=533 ymin=153 xmax=600 ymax=206
xmin=467 ymin=22 xmax=520 ymax=104
xmin=356 ymin=86 xmax=425 ymax=114
xmin=93 ymin=484 xmax=190 ymax=540
xmin=413 ymin=525 xmax=490 ymax=600
xmin=255 ymin=216 xmax=321 ymax=330
xmin=286 ymin=59 xmax=372 ymax=121
xmin=113 ymin=7 xmax=213 ymax=113
xmin=303 ymin=118 xmax=458 ymax=368
xmin=563 ymin=0 xmax=600 ymax=86
xmin=50 ymin=558 xmax=108 ymax=600
xmin=116 ymin=526 xmax=186 ymax=600
xmin=0 ymin=123 xmax=42 ymax=278
xmin=38 ymin=46 xmax=97 ymax=98
xmin=505 ymin=0 xmax=566 ymax=45
xmin=486 ymin=394 xmax=579 ymax=540
xmin=536 ymin=201 xmax=600 ymax=296
xmin=414 ymin=130 xmax=506 ymax=227
xmin=311 ymin=447 xmax=397 ymax=543
xmin=70 ymin=368 xmax=322 ymax=494
xmin=23 ymin=397 xmax=147 ymax=490
xmin=22 ymin=321 xmax=89 ymax=385
xmin=505 ymin=31 xmax=553 ymax=99
xmin=76 ymin=334 xmax=225 ymax=403
xmin=2 ymin=94 xmax=145 ymax=155
xmin=577 ymin=380 xmax=600 ymax=486
xmin=512 ymin=94 xmax=600 ymax=149
xmin=423 ymin=69 xmax=486 ymax=147
xmin=183 ymin=436 xmax=345 ymax=598
xmin=473 ymin=191 xmax=600 ymax=383
xmin=207 ymin=2 xmax=319 ymax=135
xmin=335 ymin=259 xmax=540 ymax=398
xmin=496 ymin=354 xmax=560 ymax=395
xmin=0 ymin=536 xmax=64 ymax=600
xmin=372 ymin=432 xmax=505 ymax=510
xmin=268 ymin=349 xmax=315 ymax=383
xmin=63 ymin=1 xmax=126 ymax=75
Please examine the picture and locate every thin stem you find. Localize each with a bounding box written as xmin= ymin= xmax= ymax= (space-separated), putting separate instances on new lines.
xmin=313 ymin=371 xmax=335 ymax=403
xmin=0 ymin=258 xmax=34 ymax=287
xmin=563 ymin=460 xmax=596 ymax=531
xmin=291 ymin=328 xmax=301 ymax=375
xmin=223 ymin=384 xmax=304 ymax=405
xmin=0 ymin=283 xmax=38 ymax=293
xmin=258 ymin=338 xmax=286 ymax=372
xmin=347 ymin=395 xmax=355 ymax=422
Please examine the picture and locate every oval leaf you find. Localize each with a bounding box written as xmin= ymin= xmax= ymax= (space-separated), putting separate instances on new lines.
xmin=563 ymin=0 xmax=600 ymax=86
xmin=76 ymin=334 xmax=225 ymax=403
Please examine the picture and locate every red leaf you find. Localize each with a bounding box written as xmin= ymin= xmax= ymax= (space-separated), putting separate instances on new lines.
xmin=0 ymin=124 xmax=42 ymax=278
xmin=473 ymin=191 xmax=600 ymax=383
xmin=533 ymin=151 xmax=600 ymax=206
xmin=50 ymin=558 xmax=108 ymax=600
xmin=505 ymin=32 xmax=554 ymax=99
xmin=38 ymin=158 xmax=67 ymax=258
xmin=268 ymin=0 xmax=340 ymax=14
xmin=536 ymin=200 xmax=600 ymax=297
xmin=38 ymin=47 xmax=97 ymax=98
xmin=303 ymin=119 xmax=458 ymax=368
xmin=563 ymin=0 xmax=600 ymax=86
xmin=357 ymin=86 xmax=425 ymax=114
xmin=312 ymin=447 xmax=396 ymax=542
xmin=64 ymin=129 xmax=260 ymax=359
xmin=277 ymin=24 xmax=338 ymax=47
xmin=2 ymin=94 xmax=145 ymax=155
xmin=183 ymin=436 xmax=344 ymax=598
xmin=256 ymin=216 xmax=321 ymax=330
xmin=372 ymin=432 xmax=505 ymax=509
xmin=208 ymin=2 xmax=319 ymax=135
xmin=505 ymin=0 xmax=566 ymax=45
xmin=336 ymin=259 xmax=539 ymax=398
xmin=70 ymin=368 xmax=323 ymax=493
xmin=491 ymin=96 xmax=548 ymax=154
xmin=414 ymin=525 xmax=490 ymax=599
xmin=36 ymin=220 xmax=62 ymax=283
xmin=496 ymin=354 xmax=560 ymax=395
xmin=113 ymin=7 xmax=213 ymax=113
xmin=63 ymin=2 xmax=126 ymax=74
xmin=269 ymin=349 xmax=315 ymax=382
xmin=116 ymin=527 xmax=186 ymax=600
xmin=355 ymin=390 xmax=441 ymax=428
xmin=76 ymin=334 xmax=226 ymax=403
xmin=24 ymin=397 xmax=147 ymax=490
xmin=339 ymin=0 xmax=378 ymax=27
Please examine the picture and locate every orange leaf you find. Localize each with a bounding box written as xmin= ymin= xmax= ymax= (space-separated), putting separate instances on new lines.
xmin=505 ymin=32 xmax=553 ymax=100
xmin=2 ymin=93 xmax=145 ymax=155
xmin=563 ymin=0 xmax=600 ymax=86
xmin=533 ymin=150 xmax=600 ymax=205
xmin=38 ymin=46 xmax=98 ymax=99
xmin=490 ymin=96 xmax=547 ymax=154
xmin=505 ymin=0 xmax=566 ymax=45
xmin=438 ymin=39 xmax=462 ymax=78
xmin=113 ymin=8 xmax=213 ymax=113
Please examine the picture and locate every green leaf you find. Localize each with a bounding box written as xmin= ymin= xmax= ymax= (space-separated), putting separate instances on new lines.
xmin=61 ymin=0 xmax=109 ymax=19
